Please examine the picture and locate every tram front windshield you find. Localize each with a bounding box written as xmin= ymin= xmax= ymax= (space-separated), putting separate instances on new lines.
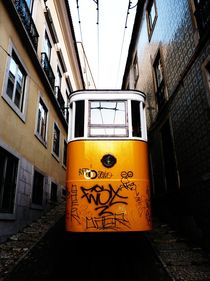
xmin=89 ymin=101 xmax=128 ymax=137
xmin=71 ymin=96 xmax=145 ymax=140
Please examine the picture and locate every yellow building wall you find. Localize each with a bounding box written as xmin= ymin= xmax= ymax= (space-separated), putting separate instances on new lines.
xmin=0 ymin=2 xmax=66 ymax=186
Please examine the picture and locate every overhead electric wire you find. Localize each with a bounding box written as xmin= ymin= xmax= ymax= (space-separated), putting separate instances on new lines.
xmin=75 ymin=0 xmax=99 ymax=88
xmin=95 ymin=0 xmax=100 ymax=87
xmin=115 ymin=0 xmax=131 ymax=87
xmin=115 ymin=0 xmax=138 ymax=88
xmin=76 ymin=0 xmax=84 ymax=44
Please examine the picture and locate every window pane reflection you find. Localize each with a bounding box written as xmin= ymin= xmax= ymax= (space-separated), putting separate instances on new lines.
xmin=90 ymin=101 xmax=126 ymax=125
xmin=89 ymin=101 xmax=127 ymax=137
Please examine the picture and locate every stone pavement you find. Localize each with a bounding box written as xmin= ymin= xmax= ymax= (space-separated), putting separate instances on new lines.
xmin=0 ymin=202 xmax=66 ymax=281
xmin=146 ymin=218 xmax=210 ymax=281
xmin=1 ymin=202 xmax=210 ymax=281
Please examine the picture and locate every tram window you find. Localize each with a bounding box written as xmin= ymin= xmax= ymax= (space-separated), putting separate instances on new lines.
xmin=75 ymin=100 xmax=84 ymax=137
xmin=89 ymin=101 xmax=128 ymax=136
xmin=131 ymin=101 xmax=141 ymax=137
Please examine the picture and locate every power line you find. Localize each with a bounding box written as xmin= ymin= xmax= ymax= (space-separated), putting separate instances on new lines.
xmin=115 ymin=0 xmax=137 ymax=88
xmin=75 ymin=0 xmax=99 ymax=87
xmin=115 ymin=1 xmax=132 ymax=87
xmin=76 ymin=0 xmax=84 ymax=43
xmin=96 ymin=0 xmax=100 ymax=87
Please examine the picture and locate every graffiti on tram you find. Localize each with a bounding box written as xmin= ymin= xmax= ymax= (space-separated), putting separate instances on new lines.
xmin=69 ymin=170 xmax=151 ymax=230
xmin=79 ymin=168 xmax=112 ymax=179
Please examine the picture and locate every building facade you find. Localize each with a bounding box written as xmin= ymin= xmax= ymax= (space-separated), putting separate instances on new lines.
xmin=123 ymin=0 xmax=210 ymax=250
xmin=0 ymin=0 xmax=84 ymax=242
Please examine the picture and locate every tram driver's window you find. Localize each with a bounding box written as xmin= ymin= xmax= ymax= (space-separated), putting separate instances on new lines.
xmin=75 ymin=100 xmax=84 ymax=137
xmin=89 ymin=101 xmax=127 ymax=136
xmin=131 ymin=101 xmax=141 ymax=137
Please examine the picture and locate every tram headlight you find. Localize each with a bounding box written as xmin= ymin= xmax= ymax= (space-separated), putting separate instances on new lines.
xmin=101 ymin=154 xmax=117 ymax=168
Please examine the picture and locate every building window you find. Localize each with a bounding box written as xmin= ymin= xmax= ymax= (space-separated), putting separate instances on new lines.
xmin=194 ymin=0 xmax=210 ymax=36
xmin=203 ymin=59 xmax=210 ymax=107
xmin=55 ymin=66 xmax=65 ymax=112
xmin=41 ymin=31 xmax=55 ymax=90
xmin=53 ymin=123 xmax=60 ymax=158
xmin=0 ymin=147 xmax=18 ymax=213
xmin=36 ymin=97 xmax=48 ymax=144
xmin=133 ymin=54 xmax=139 ymax=88
xmin=4 ymin=49 xmax=27 ymax=117
xmin=55 ymin=66 xmax=62 ymax=88
xmin=50 ymin=182 xmax=57 ymax=202
xmin=63 ymin=140 xmax=67 ymax=167
xmin=146 ymin=0 xmax=157 ymax=39
xmin=153 ymin=51 xmax=166 ymax=110
xmin=26 ymin=0 xmax=34 ymax=12
xmin=44 ymin=31 xmax=51 ymax=61
xmin=32 ymin=170 xmax=44 ymax=205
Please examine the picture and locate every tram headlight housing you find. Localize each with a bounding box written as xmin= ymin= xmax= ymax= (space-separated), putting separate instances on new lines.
xmin=101 ymin=154 xmax=117 ymax=168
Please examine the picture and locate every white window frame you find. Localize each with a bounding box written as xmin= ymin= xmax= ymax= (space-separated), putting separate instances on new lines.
xmin=43 ymin=31 xmax=52 ymax=61
xmin=2 ymin=44 xmax=29 ymax=122
xmin=35 ymin=95 xmax=49 ymax=146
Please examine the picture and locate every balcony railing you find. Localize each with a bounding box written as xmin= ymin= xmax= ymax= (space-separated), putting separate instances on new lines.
xmin=41 ymin=52 xmax=55 ymax=90
xmin=14 ymin=0 xmax=39 ymax=50
xmin=194 ymin=0 xmax=210 ymax=35
xmin=55 ymin=86 xmax=65 ymax=114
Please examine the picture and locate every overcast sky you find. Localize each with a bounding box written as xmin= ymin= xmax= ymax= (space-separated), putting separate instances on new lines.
xmin=69 ymin=0 xmax=137 ymax=89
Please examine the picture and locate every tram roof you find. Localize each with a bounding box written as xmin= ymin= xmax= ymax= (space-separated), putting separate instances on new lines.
xmin=69 ymin=89 xmax=146 ymax=102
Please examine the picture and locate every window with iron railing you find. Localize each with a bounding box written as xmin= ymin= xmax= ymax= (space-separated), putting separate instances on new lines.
xmin=55 ymin=86 xmax=65 ymax=113
xmin=41 ymin=52 xmax=55 ymax=90
xmin=194 ymin=0 xmax=210 ymax=35
xmin=153 ymin=52 xmax=166 ymax=110
xmin=14 ymin=0 xmax=39 ymax=50
xmin=44 ymin=32 xmax=51 ymax=60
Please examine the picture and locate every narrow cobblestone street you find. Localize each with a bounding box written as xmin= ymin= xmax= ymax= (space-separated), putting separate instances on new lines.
xmin=0 ymin=202 xmax=65 ymax=281
xmin=1 ymin=202 xmax=210 ymax=281
xmin=147 ymin=220 xmax=210 ymax=281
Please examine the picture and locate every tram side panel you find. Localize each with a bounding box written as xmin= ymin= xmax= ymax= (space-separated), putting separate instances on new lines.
xmin=66 ymin=140 xmax=152 ymax=232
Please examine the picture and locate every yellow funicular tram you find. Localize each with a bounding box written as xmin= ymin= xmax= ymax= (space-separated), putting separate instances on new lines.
xmin=66 ymin=90 xmax=152 ymax=232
